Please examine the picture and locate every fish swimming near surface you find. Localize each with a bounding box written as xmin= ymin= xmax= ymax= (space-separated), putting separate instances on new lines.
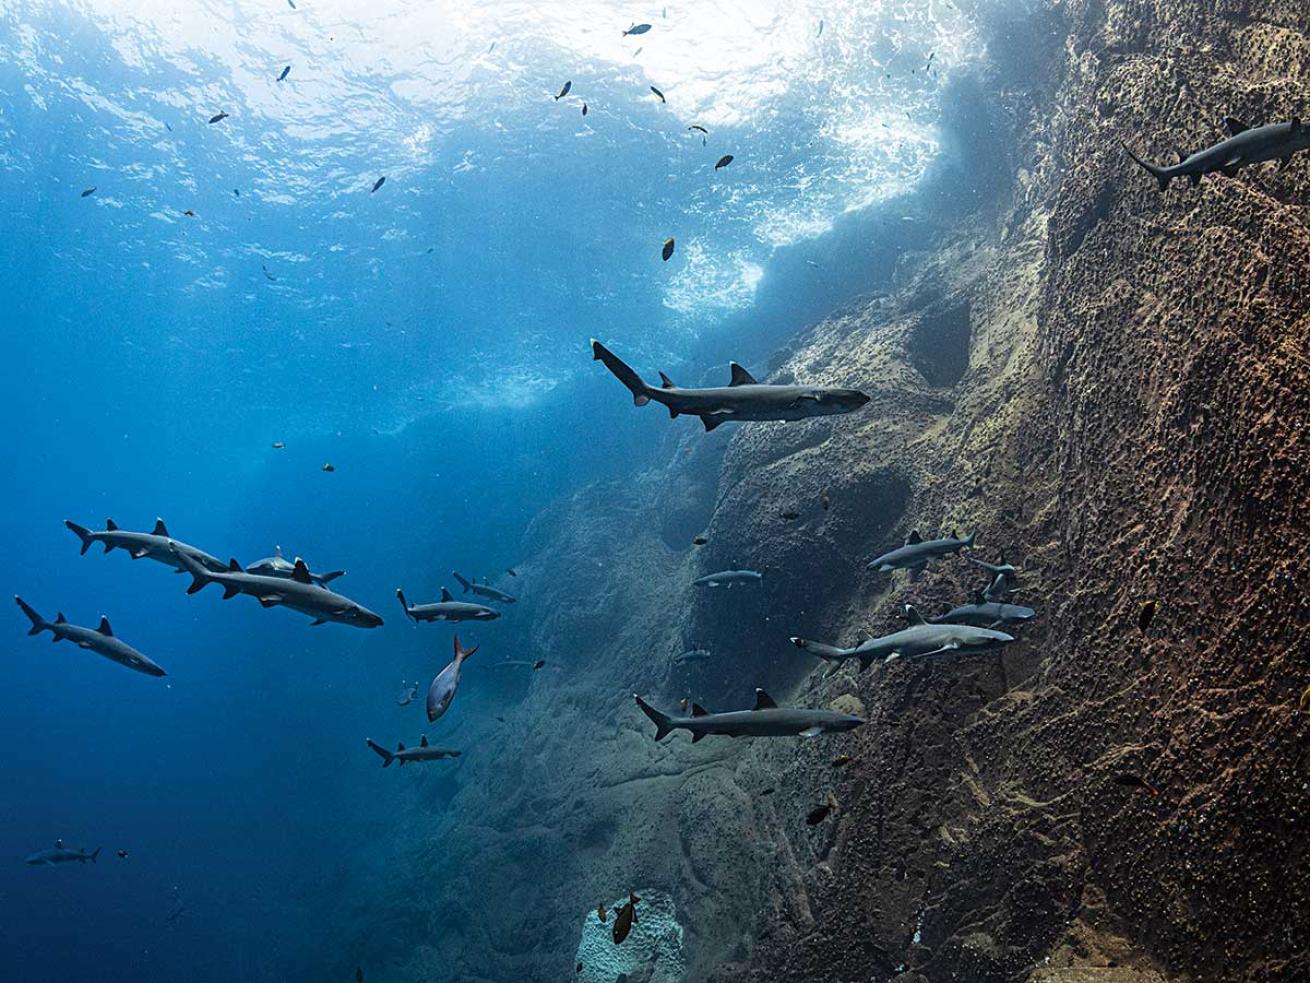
xmin=65 ymin=517 xmax=228 ymax=575
xmin=650 ymin=85 xmax=666 ymax=103
xmin=714 ymin=154 xmax=734 ymax=170
xmin=426 ymin=635 xmax=478 ymax=722
xmin=16 ymin=597 xmax=167 ymax=677
xmin=634 ymin=688 xmax=866 ymax=741
xmin=397 ymin=586 xmax=500 ymax=623
xmin=246 ymin=545 xmax=345 ymax=588
xmin=692 ymin=569 xmax=763 ymax=588
xmin=806 ymin=793 xmax=839 ymax=825
xmin=592 ymin=340 xmax=870 ymax=431
xmin=277 ymin=65 xmax=290 ymax=82
xmin=271 ymin=441 xmax=285 ymax=449
xmin=182 ymin=209 xmax=196 ymax=217
xmin=1124 ymin=117 xmax=1310 ymax=190
xmin=207 ymin=111 xmax=229 ymax=124
xmin=612 ymin=893 xmax=640 ymax=944
xmin=582 ymin=102 xmax=588 ymax=116
xmin=25 ymin=840 xmax=101 ymax=866
xmin=262 ymin=264 xmax=277 ymax=282
xmin=366 ymin=735 xmax=462 ymax=767
xmin=792 ymin=605 xmax=1014 ymax=670
xmin=370 ymin=176 xmax=386 ymax=193
xmin=868 ymin=529 xmax=975 ymax=573
xmin=623 ymin=23 xmax=652 ymax=36
xmin=1138 ymin=599 xmax=1159 ymax=632
xmin=81 ymin=187 xmax=96 ymax=197
xmin=555 ymin=80 xmax=572 ymax=100
xmin=452 ymin=572 xmax=517 ymax=604
xmin=172 ymin=547 xmax=384 ymax=628
xmin=661 ymin=237 xmax=675 ymax=261
xmin=288 ymin=0 xmax=296 ymax=8
xmin=322 ymin=462 xmax=336 ymax=472
xmin=688 ymin=124 xmax=708 ymax=134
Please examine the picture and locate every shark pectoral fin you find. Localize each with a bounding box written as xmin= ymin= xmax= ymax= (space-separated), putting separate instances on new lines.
xmin=858 ymin=654 xmax=874 ymax=671
xmin=1221 ymin=160 xmax=1242 ymax=177
xmin=257 ymin=594 xmax=284 ymax=607
xmin=701 ymin=415 xmax=725 ymax=432
xmin=130 ymin=548 xmax=149 ymax=559
xmin=798 ymin=727 xmax=823 ymax=738
xmin=691 ymin=731 xmax=706 ymax=743
xmin=222 ymin=585 xmax=240 ymax=600
xmin=667 ymin=405 xmax=679 ymax=419
xmin=310 ymin=618 xmax=327 ymax=626
xmin=1189 ymin=173 xmax=1202 ymax=187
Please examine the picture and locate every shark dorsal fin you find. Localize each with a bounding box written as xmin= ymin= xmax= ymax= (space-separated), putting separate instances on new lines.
xmin=904 ymin=604 xmax=926 ymax=625
xmin=228 ymin=558 xmax=243 ymax=572
xmin=55 ymin=612 xmax=67 ymax=624
xmin=152 ymin=518 xmax=169 ymax=537
xmin=97 ymin=616 xmax=113 ymax=636
xmin=691 ymin=702 xmax=709 ymax=717
xmin=420 ymin=735 xmax=429 ymax=747
xmin=105 ymin=518 xmax=118 ymax=531
xmin=1224 ymin=116 xmax=1250 ymax=136
xmin=906 ymin=529 xmax=922 ymax=545
xmin=728 ymin=362 xmax=756 ymax=386
xmin=1293 ymin=116 xmax=1304 ymax=135
xmin=970 ymin=588 xmax=986 ymax=605
xmin=658 ymin=371 xmax=676 ymax=389
xmin=753 ymin=688 xmax=777 ymax=710
xmin=1174 ymin=147 xmax=1187 ymax=164
xmin=440 ymin=586 xmax=453 ymax=602
xmin=291 ymin=558 xmax=313 ymax=584
xmin=397 ymin=742 xmax=405 ymax=752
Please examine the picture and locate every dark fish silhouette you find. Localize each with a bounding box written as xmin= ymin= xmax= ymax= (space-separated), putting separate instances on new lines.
xmin=692 ymin=535 xmax=707 ymax=546
xmin=288 ymin=0 xmax=297 ymax=8
xmin=277 ymin=65 xmax=290 ymax=82
xmin=370 ymin=176 xmax=386 ymax=193
xmin=322 ymin=462 xmax=336 ymax=472
xmin=806 ymin=793 xmax=839 ymax=825
xmin=272 ymin=441 xmax=285 ymax=449
xmin=624 ymin=23 xmax=652 ymax=36
xmin=116 ymin=849 xmax=128 ymax=859
xmin=581 ymin=102 xmax=588 ymax=116
xmin=555 ymin=80 xmax=572 ymax=100
xmin=650 ymin=85 xmax=665 ymax=103
xmin=506 ymin=567 xmax=518 ymax=576
xmin=80 ymin=187 xmax=96 ymax=197
xmin=688 ymin=125 xmax=708 ymax=134
xmin=532 ymin=659 xmax=546 ymax=670
xmin=576 ymin=963 xmax=583 ymax=973
xmin=662 ymin=237 xmax=675 ymax=261
xmin=832 ymin=754 xmax=854 ymax=768
xmin=1138 ymin=599 xmax=1158 ymax=632
xmin=759 ymin=787 xmax=775 ymax=796
xmin=1112 ymin=773 xmax=1160 ymax=796
xmin=612 ymin=893 xmax=640 ymax=944
xmin=780 ymin=510 xmax=800 ymax=521
xmin=208 ymin=111 xmax=229 ymax=124
xmin=182 ymin=209 xmax=196 ymax=217
xmin=262 ymin=264 xmax=277 ymax=282
xmin=714 ymin=154 xmax=734 ymax=170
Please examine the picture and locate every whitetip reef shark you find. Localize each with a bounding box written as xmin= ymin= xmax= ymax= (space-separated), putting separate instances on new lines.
xmin=247 ymin=545 xmax=345 ymax=588
xmin=1124 ymin=116 xmax=1310 ymax=190
xmin=452 ymin=572 xmax=517 ymax=604
xmin=25 ymin=840 xmax=101 ymax=865
xmin=591 ymin=339 xmax=870 ymax=431
xmin=791 ymin=605 xmax=1014 ymax=670
xmin=397 ymin=587 xmax=500 ymax=623
xmin=16 ymin=597 xmax=167 ymax=677
xmin=868 ymin=529 xmax=975 ymax=573
xmin=366 ymin=735 xmax=461 ymax=766
xmin=633 ymin=688 xmax=865 ymax=741
xmin=65 ymin=517 xmax=227 ymax=574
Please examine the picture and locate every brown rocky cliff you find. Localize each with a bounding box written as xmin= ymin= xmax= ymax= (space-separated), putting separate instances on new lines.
xmin=349 ymin=2 xmax=1309 ymax=980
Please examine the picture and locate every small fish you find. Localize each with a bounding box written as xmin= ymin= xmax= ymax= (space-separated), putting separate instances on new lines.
xmin=532 ymin=659 xmax=545 ymax=670
xmin=496 ymin=715 xmax=506 ymax=723
xmin=262 ymin=264 xmax=277 ymax=282
xmin=271 ymin=441 xmax=285 ymax=449
xmin=714 ymin=154 xmax=734 ymax=170
xmin=322 ymin=463 xmax=336 ymax=473
xmin=612 ymin=893 xmax=640 ymax=944
xmin=650 ymin=85 xmax=665 ymax=103
xmin=623 ymin=23 xmax=652 ymax=36
xmin=662 ymin=237 xmax=675 ymax=261
xmin=233 ymin=188 xmax=240 ymax=196
xmin=1112 ymin=773 xmax=1160 ymax=796
xmin=759 ymin=787 xmax=775 ymax=796
xmin=371 ymin=176 xmax=386 ymax=193
xmin=208 ymin=111 xmax=229 ymax=124
xmin=581 ymin=102 xmax=588 ymax=117
xmin=780 ymin=510 xmax=800 ymax=521
xmin=182 ymin=210 xmax=196 ymax=217
xmin=817 ymin=19 xmax=824 ymax=37
xmin=488 ymin=42 xmax=497 ymax=53
xmin=632 ymin=47 xmax=643 ymax=58
xmin=688 ymin=124 xmax=708 ymax=134
xmin=576 ymin=963 xmax=583 ymax=974
xmin=288 ymin=0 xmax=296 ymax=8
xmin=692 ymin=535 xmax=707 ymax=546
xmin=555 ymin=80 xmax=572 ymax=101
xmin=831 ymin=755 xmax=853 ymax=768
xmin=80 ymin=187 xmax=96 ymax=198
xmin=164 ymin=122 xmax=172 ymax=132
xmin=115 ymin=849 xmax=128 ymax=859
xmin=1138 ymin=599 xmax=1159 ymax=632
xmin=506 ymin=567 xmax=518 ymax=576
xmin=596 ymin=904 xmax=608 ymax=923
xmin=806 ymin=793 xmax=839 ymax=826
xmin=277 ymin=65 xmax=290 ymax=82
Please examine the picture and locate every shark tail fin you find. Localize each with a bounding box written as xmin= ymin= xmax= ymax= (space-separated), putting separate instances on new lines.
xmin=171 ymin=546 xmax=213 ymax=594
xmin=1122 ymin=142 xmax=1172 ymax=191
xmin=64 ymin=520 xmax=94 ymax=555
xmin=964 ymin=530 xmax=976 ymax=547
xmin=396 ymin=590 xmax=415 ymax=622
xmin=591 ymin=339 xmax=652 ymax=406
xmin=89 ymin=847 xmax=101 ymax=864
xmin=317 ymin=570 xmax=345 ymax=585
xmin=366 ymin=739 xmax=394 ymax=767
xmin=453 ymin=572 xmax=473 ymax=593
xmin=14 ymin=596 xmax=48 ymax=635
xmin=633 ymin=694 xmax=673 ymax=741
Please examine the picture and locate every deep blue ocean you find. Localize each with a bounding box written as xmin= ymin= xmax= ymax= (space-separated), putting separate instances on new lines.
xmin=0 ymin=2 xmax=995 ymax=979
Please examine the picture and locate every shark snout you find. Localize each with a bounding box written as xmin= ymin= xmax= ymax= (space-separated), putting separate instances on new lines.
xmin=352 ymin=609 xmax=385 ymax=628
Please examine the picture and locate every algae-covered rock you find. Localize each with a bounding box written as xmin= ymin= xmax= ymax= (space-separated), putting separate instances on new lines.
xmin=574 ymin=889 xmax=685 ymax=983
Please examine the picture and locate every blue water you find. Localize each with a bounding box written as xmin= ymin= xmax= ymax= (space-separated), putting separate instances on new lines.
xmin=0 ymin=2 xmax=992 ymax=979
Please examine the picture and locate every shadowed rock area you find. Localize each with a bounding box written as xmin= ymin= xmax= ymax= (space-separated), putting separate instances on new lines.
xmin=343 ymin=2 xmax=1309 ymax=980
